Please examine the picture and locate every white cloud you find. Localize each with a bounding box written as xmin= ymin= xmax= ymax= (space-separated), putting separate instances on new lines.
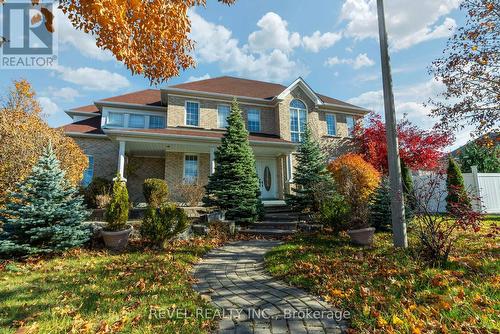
xmin=352 ymin=54 xmax=375 ymax=69
xmin=190 ymin=11 xmax=306 ymax=82
xmin=45 ymin=86 xmax=81 ymax=102
xmin=302 ymin=31 xmax=342 ymax=53
xmin=186 ymin=74 xmax=211 ymax=82
xmin=38 ymin=97 xmax=59 ymax=115
xmin=56 ymin=8 xmax=114 ymax=61
xmin=347 ymin=78 xmax=446 ymax=126
xmin=340 ymin=0 xmax=459 ymax=50
xmin=325 ymin=53 xmax=375 ymax=69
xmin=248 ymin=12 xmax=301 ymax=53
xmin=54 ymin=66 xmax=130 ymax=91
xmin=396 ymin=17 xmax=457 ymax=50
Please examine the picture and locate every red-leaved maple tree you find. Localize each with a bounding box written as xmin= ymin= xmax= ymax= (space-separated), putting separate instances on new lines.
xmin=352 ymin=113 xmax=453 ymax=173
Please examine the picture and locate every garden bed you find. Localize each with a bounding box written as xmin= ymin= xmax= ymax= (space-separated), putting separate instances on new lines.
xmin=265 ymin=217 xmax=499 ymax=333
xmin=0 ymin=237 xmax=224 ymax=334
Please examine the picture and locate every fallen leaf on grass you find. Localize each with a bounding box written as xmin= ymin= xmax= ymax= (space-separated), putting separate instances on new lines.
xmin=377 ymin=316 xmax=387 ymax=327
xmin=392 ymin=315 xmax=404 ymax=327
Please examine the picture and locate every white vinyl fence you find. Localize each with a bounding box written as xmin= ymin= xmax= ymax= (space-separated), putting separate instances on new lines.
xmin=413 ymin=166 xmax=500 ymax=214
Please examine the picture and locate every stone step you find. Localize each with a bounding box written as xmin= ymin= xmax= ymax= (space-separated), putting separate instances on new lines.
xmin=247 ymin=221 xmax=298 ymax=230
xmin=238 ymin=228 xmax=297 ymax=236
xmin=263 ymin=213 xmax=299 ymax=222
xmin=263 ymin=205 xmax=294 ymax=214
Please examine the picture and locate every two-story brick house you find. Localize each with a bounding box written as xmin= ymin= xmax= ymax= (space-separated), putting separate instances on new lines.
xmin=62 ymin=76 xmax=368 ymax=202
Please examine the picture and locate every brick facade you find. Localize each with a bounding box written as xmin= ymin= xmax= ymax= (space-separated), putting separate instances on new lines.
xmin=127 ymin=157 xmax=165 ymax=202
xmin=73 ymin=137 xmax=119 ymax=180
xmin=164 ymin=151 xmax=210 ymax=201
xmin=167 ymin=95 xmax=277 ymax=135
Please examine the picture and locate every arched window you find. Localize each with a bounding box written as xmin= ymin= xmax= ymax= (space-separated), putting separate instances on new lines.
xmin=289 ymin=99 xmax=307 ymax=142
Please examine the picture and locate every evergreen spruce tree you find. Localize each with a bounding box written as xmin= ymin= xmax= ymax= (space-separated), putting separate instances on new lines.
xmin=369 ymin=170 xmax=414 ymax=231
xmin=203 ymin=99 xmax=262 ymax=222
xmin=285 ymin=126 xmax=334 ymax=215
xmin=401 ymin=160 xmax=415 ymax=219
xmin=401 ymin=160 xmax=414 ymax=197
xmin=105 ymin=176 xmax=130 ymax=231
xmin=0 ymin=144 xmax=90 ymax=257
xmin=369 ymin=177 xmax=392 ymax=231
xmin=446 ymin=157 xmax=470 ymax=212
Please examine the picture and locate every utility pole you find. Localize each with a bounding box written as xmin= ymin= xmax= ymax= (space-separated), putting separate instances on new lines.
xmin=376 ymin=0 xmax=407 ymax=248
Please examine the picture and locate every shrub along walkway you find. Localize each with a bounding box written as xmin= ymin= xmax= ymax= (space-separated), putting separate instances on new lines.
xmin=192 ymin=240 xmax=348 ymax=334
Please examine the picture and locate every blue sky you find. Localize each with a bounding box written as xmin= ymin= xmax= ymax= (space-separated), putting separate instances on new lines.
xmin=1 ymin=0 xmax=470 ymax=149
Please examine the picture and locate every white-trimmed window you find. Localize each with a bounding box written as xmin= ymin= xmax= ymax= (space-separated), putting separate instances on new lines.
xmin=82 ymin=155 xmax=94 ymax=187
xmin=326 ymin=113 xmax=337 ymax=136
xmin=183 ymin=155 xmax=199 ymax=183
xmin=290 ymin=99 xmax=307 ymax=142
xmin=150 ymin=115 xmax=165 ymax=129
xmin=346 ymin=115 xmax=355 ymax=136
xmin=129 ymin=114 xmax=145 ymax=128
xmin=185 ymin=101 xmax=200 ymax=126
xmin=247 ymin=109 xmax=261 ymax=132
xmin=107 ymin=112 xmax=124 ymax=127
xmin=218 ymin=104 xmax=230 ymax=128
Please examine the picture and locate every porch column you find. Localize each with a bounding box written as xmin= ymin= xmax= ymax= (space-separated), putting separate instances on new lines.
xmin=210 ymin=146 xmax=216 ymax=175
xmin=287 ymin=153 xmax=294 ymax=181
xmin=117 ymin=141 xmax=127 ymax=181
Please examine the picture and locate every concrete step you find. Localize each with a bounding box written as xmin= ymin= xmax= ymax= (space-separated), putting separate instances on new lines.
xmin=238 ymin=228 xmax=297 ymax=236
xmin=246 ymin=221 xmax=298 ymax=230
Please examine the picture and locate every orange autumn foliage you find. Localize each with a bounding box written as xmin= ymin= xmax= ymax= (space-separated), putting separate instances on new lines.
xmin=0 ymin=80 xmax=88 ymax=202
xmin=327 ymin=154 xmax=381 ymax=216
xmin=59 ymin=0 xmax=236 ymax=85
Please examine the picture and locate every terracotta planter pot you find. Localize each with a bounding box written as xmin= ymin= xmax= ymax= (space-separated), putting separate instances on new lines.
xmin=347 ymin=227 xmax=375 ymax=246
xmin=101 ymin=227 xmax=132 ymax=251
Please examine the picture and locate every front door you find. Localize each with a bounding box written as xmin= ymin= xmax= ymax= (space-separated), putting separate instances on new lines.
xmin=256 ymin=158 xmax=277 ymax=199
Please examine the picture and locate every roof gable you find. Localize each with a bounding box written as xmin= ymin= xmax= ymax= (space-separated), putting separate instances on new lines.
xmin=276 ymin=77 xmax=323 ymax=105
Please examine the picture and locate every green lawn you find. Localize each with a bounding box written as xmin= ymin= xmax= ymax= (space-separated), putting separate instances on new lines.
xmin=265 ymin=217 xmax=500 ymax=333
xmin=0 ymin=238 xmax=221 ymax=334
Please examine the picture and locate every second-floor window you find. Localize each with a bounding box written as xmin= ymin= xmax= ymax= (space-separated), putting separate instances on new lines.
xmin=129 ymin=114 xmax=145 ymax=128
xmin=108 ymin=112 xmax=124 ymax=127
xmin=346 ymin=115 xmax=355 ymax=136
xmin=185 ymin=101 xmax=200 ymax=126
xmin=105 ymin=111 xmax=165 ymax=129
xmin=150 ymin=115 xmax=165 ymax=129
xmin=247 ymin=109 xmax=261 ymax=132
xmin=326 ymin=113 xmax=337 ymax=136
xmin=218 ymin=105 xmax=230 ymax=128
xmin=290 ymin=99 xmax=307 ymax=142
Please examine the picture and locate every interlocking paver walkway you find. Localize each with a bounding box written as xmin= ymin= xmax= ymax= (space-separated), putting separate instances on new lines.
xmin=193 ymin=240 xmax=348 ymax=334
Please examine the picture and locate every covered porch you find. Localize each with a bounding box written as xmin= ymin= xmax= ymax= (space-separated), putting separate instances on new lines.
xmin=106 ymin=130 xmax=296 ymax=203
